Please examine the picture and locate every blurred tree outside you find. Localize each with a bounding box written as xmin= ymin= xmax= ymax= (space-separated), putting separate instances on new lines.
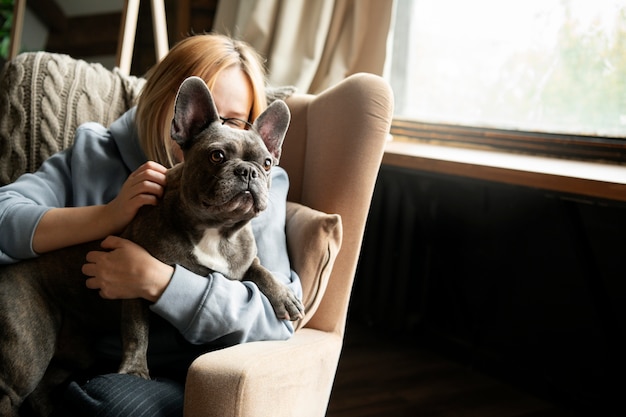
xmin=494 ymin=1 xmax=626 ymax=137
xmin=390 ymin=0 xmax=626 ymax=138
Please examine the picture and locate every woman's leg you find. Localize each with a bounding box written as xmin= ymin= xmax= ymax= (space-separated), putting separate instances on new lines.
xmin=53 ymin=373 xmax=184 ymax=417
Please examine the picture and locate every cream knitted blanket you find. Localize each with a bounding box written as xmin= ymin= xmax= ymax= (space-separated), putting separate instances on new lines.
xmin=0 ymin=51 xmax=295 ymax=187
xmin=0 ymin=52 xmax=146 ymax=186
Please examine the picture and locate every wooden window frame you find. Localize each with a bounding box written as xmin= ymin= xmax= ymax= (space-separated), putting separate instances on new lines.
xmin=384 ymin=119 xmax=626 ymax=204
xmin=391 ymin=119 xmax=626 ymax=164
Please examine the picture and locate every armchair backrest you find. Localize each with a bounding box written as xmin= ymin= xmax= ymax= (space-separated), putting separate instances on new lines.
xmin=281 ymin=73 xmax=393 ymax=336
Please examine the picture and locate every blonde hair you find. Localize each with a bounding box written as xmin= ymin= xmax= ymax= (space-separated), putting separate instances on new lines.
xmin=136 ymin=33 xmax=268 ymax=167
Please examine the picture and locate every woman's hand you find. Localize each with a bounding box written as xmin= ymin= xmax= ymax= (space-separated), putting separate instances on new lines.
xmin=104 ymin=161 xmax=168 ymax=235
xmin=83 ymin=235 xmax=174 ymax=302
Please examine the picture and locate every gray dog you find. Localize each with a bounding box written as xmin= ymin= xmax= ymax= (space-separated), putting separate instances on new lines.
xmin=0 ymin=76 xmax=304 ymax=417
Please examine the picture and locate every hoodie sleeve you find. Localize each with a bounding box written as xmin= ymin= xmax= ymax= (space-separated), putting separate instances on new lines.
xmin=150 ymin=167 xmax=302 ymax=345
xmin=0 ymin=142 xmax=79 ymax=263
xmin=0 ymin=122 xmax=132 ymax=264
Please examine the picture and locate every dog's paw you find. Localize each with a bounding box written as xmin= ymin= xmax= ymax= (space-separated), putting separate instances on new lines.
xmin=118 ymin=364 xmax=150 ymax=380
xmin=270 ymin=286 xmax=305 ymax=321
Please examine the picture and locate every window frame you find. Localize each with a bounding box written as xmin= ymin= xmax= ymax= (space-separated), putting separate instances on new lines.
xmin=391 ymin=118 xmax=626 ymax=164
xmin=386 ymin=0 xmax=626 ymax=165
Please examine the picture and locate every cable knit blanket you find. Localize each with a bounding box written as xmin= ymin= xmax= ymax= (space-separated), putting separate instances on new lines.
xmin=0 ymin=52 xmax=146 ymax=186
xmin=0 ymin=51 xmax=296 ymax=186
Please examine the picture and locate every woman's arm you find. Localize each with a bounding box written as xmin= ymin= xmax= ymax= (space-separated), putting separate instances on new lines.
xmin=33 ymin=162 xmax=167 ymax=254
xmin=152 ymin=167 xmax=301 ymax=344
xmin=154 ymin=266 xmax=298 ymax=344
xmin=84 ymin=167 xmax=302 ymax=344
xmin=0 ymin=121 xmax=166 ymax=262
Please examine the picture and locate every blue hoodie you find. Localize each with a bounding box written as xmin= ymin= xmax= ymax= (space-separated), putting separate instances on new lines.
xmin=0 ymin=108 xmax=300 ymax=363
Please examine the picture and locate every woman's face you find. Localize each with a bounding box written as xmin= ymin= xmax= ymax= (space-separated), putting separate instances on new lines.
xmin=212 ymin=65 xmax=254 ymax=123
xmin=171 ymin=65 xmax=254 ymax=162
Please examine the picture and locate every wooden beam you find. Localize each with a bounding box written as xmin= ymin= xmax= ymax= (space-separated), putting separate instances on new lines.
xmin=116 ymin=0 xmax=140 ymax=75
xmin=9 ymin=0 xmax=25 ymax=59
xmin=115 ymin=0 xmax=169 ymax=75
xmin=151 ymin=0 xmax=169 ymax=62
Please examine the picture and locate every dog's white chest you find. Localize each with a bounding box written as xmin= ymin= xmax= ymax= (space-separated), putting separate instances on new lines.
xmin=192 ymin=229 xmax=231 ymax=276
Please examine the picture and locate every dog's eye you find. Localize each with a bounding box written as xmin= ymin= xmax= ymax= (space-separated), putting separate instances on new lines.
xmin=263 ymin=158 xmax=273 ymax=172
xmin=210 ymin=150 xmax=225 ymax=164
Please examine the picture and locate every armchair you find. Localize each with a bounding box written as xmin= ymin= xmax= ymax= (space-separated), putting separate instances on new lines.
xmin=185 ymin=72 xmax=393 ymax=417
xmin=0 ymin=52 xmax=394 ymax=417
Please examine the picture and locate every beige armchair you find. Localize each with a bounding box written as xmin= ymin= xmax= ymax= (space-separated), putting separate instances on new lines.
xmin=185 ymin=72 xmax=393 ymax=417
xmin=0 ymin=52 xmax=394 ymax=417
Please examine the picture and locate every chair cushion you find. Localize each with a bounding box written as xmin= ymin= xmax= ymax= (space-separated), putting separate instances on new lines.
xmin=285 ymin=202 xmax=342 ymax=330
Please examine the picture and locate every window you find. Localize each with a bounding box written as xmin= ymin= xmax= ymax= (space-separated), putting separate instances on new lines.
xmin=386 ymin=0 xmax=626 ymax=162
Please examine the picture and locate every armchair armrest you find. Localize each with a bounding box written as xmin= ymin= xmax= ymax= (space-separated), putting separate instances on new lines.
xmin=184 ymin=329 xmax=343 ymax=417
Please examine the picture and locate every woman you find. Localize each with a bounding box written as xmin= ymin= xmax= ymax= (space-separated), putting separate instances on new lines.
xmin=0 ymin=33 xmax=301 ymax=416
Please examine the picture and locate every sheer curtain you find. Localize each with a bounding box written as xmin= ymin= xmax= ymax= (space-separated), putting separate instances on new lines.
xmin=213 ymin=0 xmax=394 ymax=93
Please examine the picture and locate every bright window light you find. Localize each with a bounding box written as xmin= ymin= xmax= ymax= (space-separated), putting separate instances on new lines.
xmin=387 ymin=0 xmax=626 ymax=138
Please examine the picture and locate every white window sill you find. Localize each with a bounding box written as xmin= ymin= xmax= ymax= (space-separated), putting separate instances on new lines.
xmin=383 ymin=139 xmax=626 ymax=203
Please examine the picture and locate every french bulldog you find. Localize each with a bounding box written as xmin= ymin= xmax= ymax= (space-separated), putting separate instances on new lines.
xmin=0 ymin=76 xmax=304 ymax=417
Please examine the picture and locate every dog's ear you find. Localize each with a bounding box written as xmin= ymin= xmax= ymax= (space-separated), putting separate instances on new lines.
xmin=253 ymin=99 xmax=290 ymax=162
xmin=171 ymin=76 xmax=219 ymax=149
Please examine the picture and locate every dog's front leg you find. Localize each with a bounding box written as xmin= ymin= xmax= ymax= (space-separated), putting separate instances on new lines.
xmin=245 ymin=257 xmax=304 ymax=321
xmin=118 ymin=299 xmax=150 ymax=379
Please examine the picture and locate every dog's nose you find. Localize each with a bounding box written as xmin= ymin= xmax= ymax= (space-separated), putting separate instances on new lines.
xmin=235 ymin=166 xmax=257 ymax=179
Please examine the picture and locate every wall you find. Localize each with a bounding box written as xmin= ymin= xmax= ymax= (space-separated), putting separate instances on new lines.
xmin=18 ymin=0 xmax=123 ymax=68
xmin=350 ymin=164 xmax=626 ymax=415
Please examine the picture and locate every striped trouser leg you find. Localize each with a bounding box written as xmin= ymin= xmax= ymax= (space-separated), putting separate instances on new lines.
xmin=55 ymin=373 xmax=184 ymax=417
